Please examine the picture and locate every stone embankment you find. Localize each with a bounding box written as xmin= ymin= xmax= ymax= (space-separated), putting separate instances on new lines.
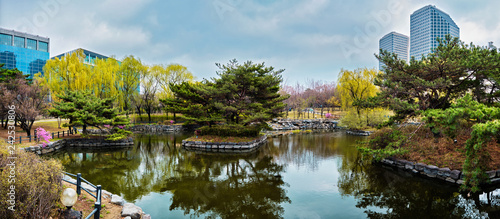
xmin=85 ymin=125 xmax=184 ymax=135
xmin=23 ymin=137 xmax=134 ymax=155
xmin=63 ymin=174 xmax=151 ymax=219
xmin=128 ymin=124 xmax=183 ymax=133
xmin=268 ymin=119 xmax=339 ymax=131
xmin=182 ymin=135 xmax=267 ymax=153
xmin=379 ymin=157 xmax=500 ymax=185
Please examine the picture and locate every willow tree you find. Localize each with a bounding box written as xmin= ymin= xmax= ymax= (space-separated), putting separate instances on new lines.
xmin=43 ymin=49 xmax=122 ymax=105
xmin=338 ymin=68 xmax=379 ymax=116
xmin=43 ymin=49 xmax=91 ymax=100
xmin=118 ymin=55 xmax=145 ymax=115
xmin=157 ymin=64 xmax=195 ymax=119
xmin=92 ymin=57 xmax=121 ymax=100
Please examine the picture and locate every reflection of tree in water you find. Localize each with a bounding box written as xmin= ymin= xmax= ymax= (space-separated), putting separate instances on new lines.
xmin=337 ymin=151 xmax=499 ymax=218
xmin=50 ymin=147 xmax=141 ymax=195
xmin=50 ymin=134 xmax=290 ymax=218
xmin=164 ymin=155 xmax=290 ymax=218
xmin=263 ymin=131 xmax=361 ymax=171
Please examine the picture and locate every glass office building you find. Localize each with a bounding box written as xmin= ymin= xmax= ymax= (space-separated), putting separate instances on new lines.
xmin=0 ymin=28 xmax=50 ymax=79
xmin=379 ymin=31 xmax=409 ymax=70
xmin=410 ymin=5 xmax=459 ymax=60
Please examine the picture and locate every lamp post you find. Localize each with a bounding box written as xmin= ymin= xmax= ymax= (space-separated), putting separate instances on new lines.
xmin=60 ymin=188 xmax=82 ymax=219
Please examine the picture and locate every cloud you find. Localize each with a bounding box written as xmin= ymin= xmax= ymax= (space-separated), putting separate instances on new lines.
xmin=458 ymin=19 xmax=500 ymax=46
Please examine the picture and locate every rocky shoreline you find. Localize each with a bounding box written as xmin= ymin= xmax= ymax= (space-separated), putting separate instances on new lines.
xmin=379 ymin=157 xmax=500 ymax=186
xmin=268 ymin=119 xmax=339 ymax=130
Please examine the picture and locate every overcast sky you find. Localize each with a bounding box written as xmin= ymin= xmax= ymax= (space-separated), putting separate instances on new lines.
xmin=1 ymin=0 xmax=499 ymax=85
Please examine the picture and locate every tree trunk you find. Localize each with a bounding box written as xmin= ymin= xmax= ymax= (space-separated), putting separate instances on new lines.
xmin=83 ymin=124 xmax=87 ymax=134
xmin=57 ymin=117 xmax=62 ymax=129
xmin=136 ymin=106 xmax=143 ymax=121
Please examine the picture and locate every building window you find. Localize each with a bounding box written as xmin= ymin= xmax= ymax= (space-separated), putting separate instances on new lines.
xmin=38 ymin=42 xmax=48 ymax=52
xmin=27 ymin=38 xmax=37 ymax=50
xmin=0 ymin=33 xmax=11 ymax=46
xmin=14 ymin=36 xmax=25 ymax=48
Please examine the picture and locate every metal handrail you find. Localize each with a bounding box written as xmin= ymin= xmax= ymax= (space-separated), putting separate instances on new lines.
xmin=63 ymin=172 xmax=101 ymax=219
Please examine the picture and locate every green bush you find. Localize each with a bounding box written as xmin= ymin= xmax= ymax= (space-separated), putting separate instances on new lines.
xmin=198 ymin=124 xmax=262 ymax=137
xmin=358 ymin=126 xmax=408 ymax=161
xmin=106 ymin=128 xmax=133 ymax=141
xmin=0 ymin=146 xmax=63 ymax=218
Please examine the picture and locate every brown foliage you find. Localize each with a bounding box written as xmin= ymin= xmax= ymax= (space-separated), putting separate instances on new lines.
xmin=0 ymin=145 xmax=63 ymax=218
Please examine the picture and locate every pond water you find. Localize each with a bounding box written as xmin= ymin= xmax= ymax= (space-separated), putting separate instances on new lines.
xmin=49 ymin=131 xmax=500 ymax=218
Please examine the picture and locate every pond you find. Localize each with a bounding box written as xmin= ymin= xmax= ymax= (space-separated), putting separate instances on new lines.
xmin=49 ymin=131 xmax=500 ymax=218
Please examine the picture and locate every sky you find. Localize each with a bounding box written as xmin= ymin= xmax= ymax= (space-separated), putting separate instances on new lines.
xmin=0 ymin=0 xmax=499 ymax=85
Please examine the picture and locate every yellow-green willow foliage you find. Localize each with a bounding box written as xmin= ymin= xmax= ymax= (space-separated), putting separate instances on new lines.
xmin=43 ymin=49 xmax=92 ymax=99
xmin=43 ymin=50 xmax=144 ymax=111
xmin=338 ymin=68 xmax=389 ymax=129
xmin=338 ymin=68 xmax=380 ymax=110
xmin=157 ymin=63 xmax=195 ymax=100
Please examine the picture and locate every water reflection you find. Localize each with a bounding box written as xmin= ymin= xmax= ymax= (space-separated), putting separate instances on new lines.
xmin=48 ymin=131 xmax=500 ymax=218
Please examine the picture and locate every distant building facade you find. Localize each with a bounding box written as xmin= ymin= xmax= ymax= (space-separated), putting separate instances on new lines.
xmin=379 ymin=31 xmax=409 ymax=70
xmin=410 ymin=5 xmax=459 ymax=60
xmin=52 ymin=48 xmax=109 ymax=66
xmin=0 ymin=28 xmax=50 ymax=79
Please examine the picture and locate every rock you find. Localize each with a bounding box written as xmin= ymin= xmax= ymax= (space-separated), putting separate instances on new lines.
xmin=382 ymin=159 xmax=394 ymax=165
xmin=450 ymin=170 xmax=461 ymax=180
xmin=491 ymin=178 xmax=500 ymax=184
xmin=486 ymin=170 xmax=496 ymax=178
xmin=456 ymin=179 xmax=464 ymax=185
xmin=111 ymin=194 xmax=125 ymax=206
xmin=424 ymin=165 xmax=438 ymax=178
xmin=122 ymin=203 xmax=143 ymax=219
xmin=445 ymin=177 xmax=456 ymax=183
xmin=415 ymin=163 xmax=426 ymax=171
xmin=405 ymin=162 xmax=414 ymax=170
xmin=437 ymin=168 xmax=451 ymax=177
xmin=142 ymin=214 xmax=152 ymax=219
xmin=124 ymin=217 xmax=131 ymax=219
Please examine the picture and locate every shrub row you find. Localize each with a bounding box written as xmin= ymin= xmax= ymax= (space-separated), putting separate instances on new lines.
xmin=198 ymin=125 xmax=262 ymax=137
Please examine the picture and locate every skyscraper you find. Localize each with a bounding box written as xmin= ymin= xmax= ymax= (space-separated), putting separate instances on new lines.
xmin=0 ymin=28 xmax=50 ymax=79
xmin=379 ymin=31 xmax=409 ymax=70
xmin=410 ymin=5 xmax=459 ymax=60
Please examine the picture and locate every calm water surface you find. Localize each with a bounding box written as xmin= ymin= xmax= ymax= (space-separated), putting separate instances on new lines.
xmin=49 ymin=131 xmax=500 ymax=218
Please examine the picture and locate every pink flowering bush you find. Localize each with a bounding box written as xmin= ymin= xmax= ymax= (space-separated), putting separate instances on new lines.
xmin=104 ymin=124 xmax=111 ymax=129
xmin=36 ymin=127 xmax=52 ymax=147
xmin=325 ymin=113 xmax=332 ymax=119
xmin=170 ymin=120 xmax=174 ymax=125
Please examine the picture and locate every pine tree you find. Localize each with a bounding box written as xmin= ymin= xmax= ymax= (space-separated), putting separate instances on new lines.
xmin=49 ymin=90 xmax=128 ymax=134
xmin=161 ymin=60 xmax=289 ymax=133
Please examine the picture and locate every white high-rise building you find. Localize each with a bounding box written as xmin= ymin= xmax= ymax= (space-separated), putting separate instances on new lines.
xmin=379 ymin=31 xmax=409 ymax=70
xmin=410 ymin=5 xmax=459 ymax=60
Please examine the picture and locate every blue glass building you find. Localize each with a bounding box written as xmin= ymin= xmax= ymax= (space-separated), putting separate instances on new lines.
xmin=0 ymin=28 xmax=50 ymax=79
xmin=410 ymin=5 xmax=459 ymax=60
xmin=379 ymin=31 xmax=409 ymax=70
